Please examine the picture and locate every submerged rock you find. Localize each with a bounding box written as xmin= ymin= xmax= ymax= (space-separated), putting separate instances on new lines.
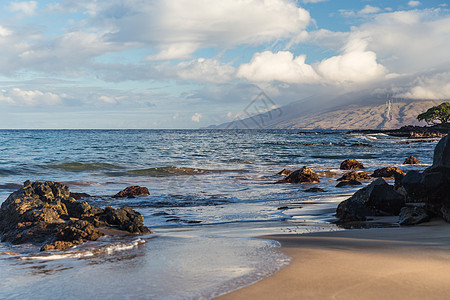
xmin=69 ymin=192 xmax=91 ymax=200
xmin=336 ymin=178 xmax=405 ymax=222
xmin=340 ymin=159 xmax=364 ymax=170
xmin=0 ymin=181 xmax=152 ymax=251
xmin=336 ymin=180 xmax=362 ymax=187
xmin=113 ymin=186 xmax=150 ymax=198
xmin=277 ymin=169 xmax=293 ymax=176
xmin=403 ymin=155 xmax=420 ymax=165
xmin=398 ymin=206 xmax=430 ymax=225
xmin=277 ymin=166 xmax=320 ymax=184
xmin=304 ymin=187 xmax=326 ymax=193
xmin=337 ymin=171 xmax=371 ymax=181
xmin=372 ymin=167 xmax=405 ymax=178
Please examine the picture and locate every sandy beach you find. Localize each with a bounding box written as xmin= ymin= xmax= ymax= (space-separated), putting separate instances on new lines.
xmin=218 ymin=220 xmax=450 ymax=300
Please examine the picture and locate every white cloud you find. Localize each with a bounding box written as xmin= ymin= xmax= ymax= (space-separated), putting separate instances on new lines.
xmin=98 ymin=95 xmax=118 ymax=104
xmin=316 ymin=39 xmax=388 ymax=84
xmin=360 ymin=5 xmax=381 ymax=14
xmin=396 ymin=72 xmax=450 ymax=100
xmin=191 ymin=112 xmax=202 ymax=122
xmin=408 ymin=1 xmax=421 ymax=7
xmin=354 ymin=10 xmax=450 ymax=73
xmin=0 ymin=26 xmax=12 ymax=37
xmin=237 ymin=39 xmax=387 ymax=85
xmin=176 ymin=58 xmax=236 ymax=83
xmin=98 ymin=0 xmax=311 ymax=60
xmin=0 ymin=88 xmax=63 ymax=106
xmin=237 ymin=51 xmax=320 ymax=83
xmin=9 ymin=1 xmax=37 ymax=15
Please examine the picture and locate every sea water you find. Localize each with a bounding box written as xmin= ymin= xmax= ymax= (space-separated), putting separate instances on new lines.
xmin=0 ymin=129 xmax=436 ymax=299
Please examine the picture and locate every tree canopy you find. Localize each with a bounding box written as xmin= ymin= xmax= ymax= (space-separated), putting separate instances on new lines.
xmin=417 ymin=102 xmax=450 ymax=125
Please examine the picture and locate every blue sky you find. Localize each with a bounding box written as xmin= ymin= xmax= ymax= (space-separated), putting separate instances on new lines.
xmin=0 ymin=0 xmax=449 ymax=128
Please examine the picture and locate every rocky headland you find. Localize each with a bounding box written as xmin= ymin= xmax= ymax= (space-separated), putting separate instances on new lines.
xmin=0 ymin=181 xmax=152 ymax=251
xmin=351 ymin=122 xmax=449 ymax=139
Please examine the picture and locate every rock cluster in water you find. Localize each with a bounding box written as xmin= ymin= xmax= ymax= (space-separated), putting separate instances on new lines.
xmin=336 ymin=134 xmax=450 ymax=225
xmin=0 ymin=181 xmax=152 ymax=251
xmin=277 ymin=166 xmax=320 ymax=184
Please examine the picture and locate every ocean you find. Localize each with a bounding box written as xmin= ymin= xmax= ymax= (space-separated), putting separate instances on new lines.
xmin=0 ymin=129 xmax=436 ymax=299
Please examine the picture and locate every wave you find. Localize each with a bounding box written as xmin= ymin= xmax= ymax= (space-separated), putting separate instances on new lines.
xmin=20 ymin=238 xmax=146 ymax=261
xmin=311 ymin=154 xmax=378 ymax=159
xmin=0 ymin=168 xmax=20 ymax=176
xmin=106 ymin=166 xmax=246 ymax=177
xmin=44 ymin=162 xmax=124 ymax=172
xmin=221 ymin=159 xmax=253 ymax=164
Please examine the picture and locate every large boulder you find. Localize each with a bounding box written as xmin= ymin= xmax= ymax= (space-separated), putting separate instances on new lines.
xmin=277 ymin=166 xmax=320 ymax=184
xmin=427 ymin=134 xmax=450 ymax=172
xmin=340 ymin=159 xmax=364 ymax=170
xmin=392 ymin=135 xmax=450 ymax=223
xmin=336 ymin=178 xmax=405 ymax=222
xmin=0 ymin=181 xmax=152 ymax=251
xmin=372 ymin=167 xmax=405 ymax=178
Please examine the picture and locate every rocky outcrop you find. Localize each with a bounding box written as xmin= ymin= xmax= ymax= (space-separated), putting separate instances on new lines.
xmin=336 ymin=178 xmax=405 ymax=222
xmin=0 ymin=181 xmax=152 ymax=251
xmin=113 ymin=186 xmax=150 ymax=198
xmin=352 ymin=123 xmax=449 ymax=138
xmin=277 ymin=166 xmax=320 ymax=184
xmin=340 ymin=159 xmax=364 ymax=170
xmin=372 ymin=167 xmax=405 ymax=178
xmin=337 ymin=171 xmax=371 ymax=181
xmin=403 ymin=156 xmax=420 ymax=165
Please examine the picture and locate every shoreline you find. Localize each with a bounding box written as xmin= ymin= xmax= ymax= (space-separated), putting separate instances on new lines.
xmin=217 ymin=219 xmax=450 ymax=300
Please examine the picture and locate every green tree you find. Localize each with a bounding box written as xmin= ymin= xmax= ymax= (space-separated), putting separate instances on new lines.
xmin=417 ymin=102 xmax=450 ymax=125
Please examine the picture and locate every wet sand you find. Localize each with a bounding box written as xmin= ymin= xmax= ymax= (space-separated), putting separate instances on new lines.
xmin=218 ymin=220 xmax=450 ymax=300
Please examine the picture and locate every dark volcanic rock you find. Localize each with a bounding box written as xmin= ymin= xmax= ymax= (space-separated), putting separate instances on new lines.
xmin=372 ymin=167 xmax=405 ymax=178
xmin=398 ymin=206 xmax=430 ymax=225
xmin=113 ymin=186 xmax=150 ymax=198
xmin=0 ymin=181 xmax=152 ymax=251
xmin=100 ymin=206 xmax=151 ymax=234
xmin=336 ymin=178 xmax=405 ymax=222
xmin=340 ymin=159 xmax=364 ymax=170
xmin=336 ymin=180 xmax=362 ymax=187
xmin=277 ymin=166 xmax=320 ymax=184
xmin=337 ymin=171 xmax=371 ymax=181
xmin=304 ymin=187 xmax=326 ymax=193
xmin=277 ymin=169 xmax=293 ymax=176
xmin=403 ymin=156 xmax=420 ymax=165
xmin=426 ymin=134 xmax=450 ymax=173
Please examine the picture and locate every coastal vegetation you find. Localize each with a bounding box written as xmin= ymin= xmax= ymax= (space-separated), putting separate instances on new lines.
xmin=417 ymin=102 xmax=450 ymax=125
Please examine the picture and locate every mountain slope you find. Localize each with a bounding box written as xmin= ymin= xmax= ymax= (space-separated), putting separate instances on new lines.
xmin=212 ymin=91 xmax=446 ymax=129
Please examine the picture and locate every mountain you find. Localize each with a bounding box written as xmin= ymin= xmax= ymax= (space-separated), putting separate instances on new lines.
xmin=211 ymin=91 xmax=446 ymax=130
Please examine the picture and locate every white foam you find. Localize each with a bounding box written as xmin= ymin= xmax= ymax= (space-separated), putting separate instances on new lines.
xmin=20 ymin=239 xmax=146 ymax=261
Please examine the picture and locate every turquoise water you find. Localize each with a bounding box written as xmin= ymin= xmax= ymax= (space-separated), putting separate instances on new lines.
xmin=0 ymin=130 xmax=436 ymax=299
